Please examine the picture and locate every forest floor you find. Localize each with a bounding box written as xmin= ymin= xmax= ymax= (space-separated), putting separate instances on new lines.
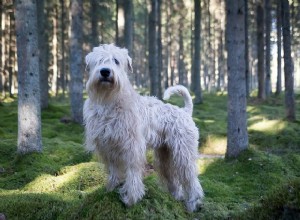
xmin=0 ymin=92 xmax=300 ymax=219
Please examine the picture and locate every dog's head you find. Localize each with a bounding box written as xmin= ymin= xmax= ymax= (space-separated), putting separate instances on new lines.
xmin=85 ymin=44 xmax=133 ymax=102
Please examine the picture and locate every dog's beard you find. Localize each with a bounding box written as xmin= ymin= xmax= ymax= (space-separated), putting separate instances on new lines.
xmin=87 ymin=75 xmax=121 ymax=104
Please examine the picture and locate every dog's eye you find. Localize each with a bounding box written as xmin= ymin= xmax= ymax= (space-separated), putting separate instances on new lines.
xmin=114 ymin=58 xmax=119 ymax=65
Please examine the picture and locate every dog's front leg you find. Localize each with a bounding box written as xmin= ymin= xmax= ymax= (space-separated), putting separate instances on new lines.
xmin=119 ymin=140 xmax=146 ymax=206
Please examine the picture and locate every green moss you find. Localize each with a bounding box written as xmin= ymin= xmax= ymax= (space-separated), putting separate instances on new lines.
xmin=0 ymin=93 xmax=300 ymax=219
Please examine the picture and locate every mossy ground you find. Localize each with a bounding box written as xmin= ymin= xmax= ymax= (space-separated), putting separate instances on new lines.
xmin=0 ymin=93 xmax=299 ymax=219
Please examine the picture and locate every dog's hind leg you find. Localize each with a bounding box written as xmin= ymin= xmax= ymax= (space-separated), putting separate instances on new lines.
xmin=155 ymin=145 xmax=184 ymax=201
xmin=172 ymin=144 xmax=204 ymax=212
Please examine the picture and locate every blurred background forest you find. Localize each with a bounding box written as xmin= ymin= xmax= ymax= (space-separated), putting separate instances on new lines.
xmin=1 ymin=0 xmax=300 ymax=101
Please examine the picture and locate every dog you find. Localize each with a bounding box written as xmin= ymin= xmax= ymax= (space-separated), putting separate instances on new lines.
xmin=83 ymin=44 xmax=204 ymax=212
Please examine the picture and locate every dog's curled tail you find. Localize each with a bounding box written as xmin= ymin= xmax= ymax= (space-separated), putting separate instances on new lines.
xmin=163 ymin=85 xmax=193 ymax=115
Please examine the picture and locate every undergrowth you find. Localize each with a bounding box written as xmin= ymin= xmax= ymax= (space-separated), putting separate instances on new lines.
xmin=0 ymin=93 xmax=299 ymax=219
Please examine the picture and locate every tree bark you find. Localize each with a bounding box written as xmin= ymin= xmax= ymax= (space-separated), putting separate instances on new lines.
xmin=265 ymin=0 xmax=272 ymax=97
xmin=225 ymin=0 xmax=248 ymax=158
xmin=244 ymin=0 xmax=250 ymax=98
xmin=256 ymin=1 xmax=265 ymax=100
xmin=192 ymin=0 xmax=202 ymax=104
xmin=148 ymin=0 xmax=162 ymax=98
xmin=281 ymin=0 xmax=295 ymax=121
xmin=275 ymin=0 xmax=282 ymax=95
xmin=124 ymin=0 xmax=133 ymax=55
xmin=37 ymin=0 xmax=49 ymax=109
xmin=15 ymin=0 xmax=42 ymax=153
xmin=116 ymin=0 xmax=125 ymax=46
xmin=70 ymin=0 xmax=83 ymax=124
xmin=0 ymin=0 xmax=2 ymax=96
xmin=60 ymin=0 xmax=66 ymax=97
xmin=90 ymin=0 xmax=98 ymax=47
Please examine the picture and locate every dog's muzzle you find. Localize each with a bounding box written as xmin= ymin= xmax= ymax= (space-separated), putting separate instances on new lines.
xmin=99 ymin=68 xmax=114 ymax=84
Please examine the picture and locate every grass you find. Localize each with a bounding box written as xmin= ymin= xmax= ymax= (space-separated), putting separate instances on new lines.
xmin=0 ymin=92 xmax=299 ymax=219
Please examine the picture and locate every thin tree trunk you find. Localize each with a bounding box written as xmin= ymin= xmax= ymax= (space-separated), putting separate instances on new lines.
xmin=281 ymin=0 xmax=295 ymax=121
xmin=15 ymin=0 xmax=42 ymax=153
xmin=70 ymin=0 xmax=83 ymax=124
xmin=8 ymin=11 xmax=14 ymax=97
xmin=192 ymin=0 xmax=202 ymax=104
xmin=124 ymin=0 xmax=133 ymax=55
xmin=225 ymin=0 xmax=248 ymax=158
xmin=51 ymin=5 xmax=58 ymax=95
xmin=90 ymin=0 xmax=98 ymax=47
xmin=116 ymin=0 xmax=125 ymax=46
xmin=148 ymin=0 xmax=161 ymax=98
xmin=257 ymin=1 xmax=265 ymax=100
xmin=178 ymin=29 xmax=185 ymax=86
xmin=37 ymin=0 xmax=48 ymax=109
xmin=265 ymin=0 xmax=272 ymax=97
xmin=245 ymin=0 xmax=250 ymax=98
xmin=157 ymin=0 xmax=162 ymax=97
xmin=275 ymin=0 xmax=282 ymax=95
xmin=0 ymin=0 xmax=2 ymax=96
xmin=60 ymin=0 xmax=66 ymax=97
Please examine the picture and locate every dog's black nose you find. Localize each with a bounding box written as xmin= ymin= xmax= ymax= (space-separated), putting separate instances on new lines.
xmin=100 ymin=68 xmax=111 ymax=78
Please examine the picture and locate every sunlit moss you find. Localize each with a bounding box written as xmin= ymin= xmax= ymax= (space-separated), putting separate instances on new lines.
xmin=249 ymin=119 xmax=286 ymax=133
xmin=200 ymin=134 xmax=227 ymax=155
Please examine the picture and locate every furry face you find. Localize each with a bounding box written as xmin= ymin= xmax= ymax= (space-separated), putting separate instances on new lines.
xmin=85 ymin=44 xmax=133 ymax=103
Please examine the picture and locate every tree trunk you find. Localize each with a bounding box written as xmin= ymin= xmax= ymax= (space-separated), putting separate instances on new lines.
xmin=192 ymin=0 xmax=202 ymax=104
xmin=90 ymin=0 xmax=98 ymax=47
xmin=8 ymin=11 xmax=14 ymax=97
xmin=178 ymin=29 xmax=185 ymax=86
xmin=256 ymin=1 xmax=265 ymax=100
xmin=281 ymin=0 xmax=295 ymax=121
xmin=51 ymin=4 xmax=58 ymax=95
xmin=265 ymin=0 xmax=271 ymax=97
xmin=275 ymin=0 xmax=282 ymax=95
xmin=225 ymin=0 xmax=248 ymax=158
xmin=0 ymin=0 xmax=2 ymax=96
xmin=15 ymin=0 xmax=42 ymax=153
xmin=148 ymin=0 xmax=162 ymax=98
xmin=60 ymin=0 xmax=66 ymax=97
xmin=37 ymin=0 xmax=49 ymax=109
xmin=244 ymin=0 xmax=250 ymax=98
xmin=116 ymin=0 xmax=125 ymax=46
xmin=124 ymin=0 xmax=133 ymax=55
xmin=70 ymin=0 xmax=83 ymax=124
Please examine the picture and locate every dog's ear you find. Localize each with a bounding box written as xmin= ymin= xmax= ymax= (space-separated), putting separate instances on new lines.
xmin=127 ymin=55 xmax=133 ymax=74
xmin=85 ymin=52 xmax=97 ymax=73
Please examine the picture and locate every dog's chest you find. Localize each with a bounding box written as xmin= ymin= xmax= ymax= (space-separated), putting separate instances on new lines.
xmin=90 ymin=105 xmax=141 ymax=148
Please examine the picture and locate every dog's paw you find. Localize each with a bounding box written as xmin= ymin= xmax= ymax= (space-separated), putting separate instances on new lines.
xmin=185 ymin=198 xmax=203 ymax=212
xmin=119 ymin=184 xmax=145 ymax=206
xmin=171 ymin=188 xmax=184 ymax=201
xmin=106 ymin=176 xmax=121 ymax=192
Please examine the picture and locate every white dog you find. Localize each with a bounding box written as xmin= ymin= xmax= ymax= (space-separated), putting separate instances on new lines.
xmin=83 ymin=44 xmax=204 ymax=212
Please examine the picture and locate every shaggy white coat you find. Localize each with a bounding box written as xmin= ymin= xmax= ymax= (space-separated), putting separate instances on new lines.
xmin=83 ymin=44 xmax=204 ymax=212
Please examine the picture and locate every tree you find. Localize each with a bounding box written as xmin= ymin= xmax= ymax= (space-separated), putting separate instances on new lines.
xmin=70 ymin=0 xmax=83 ymax=123
xmin=37 ymin=0 xmax=49 ymax=109
xmin=265 ymin=0 xmax=272 ymax=97
xmin=116 ymin=0 xmax=125 ymax=46
xmin=245 ymin=0 xmax=250 ymax=98
xmin=15 ymin=0 xmax=42 ymax=153
xmin=191 ymin=0 xmax=203 ymax=104
xmin=124 ymin=0 xmax=133 ymax=55
xmin=256 ymin=0 xmax=265 ymax=100
xmin=225 ymin=0 xmax=249 ymax=158
xmin=281 ymin=0 xmax=296 ymax=121
xmin=148 ymin=0 xmax=162 ymax=98
xmin=90 ymin=0 xmax=99 ymax=47
xmin=275 ymin=0 xmax=282 ymax=95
